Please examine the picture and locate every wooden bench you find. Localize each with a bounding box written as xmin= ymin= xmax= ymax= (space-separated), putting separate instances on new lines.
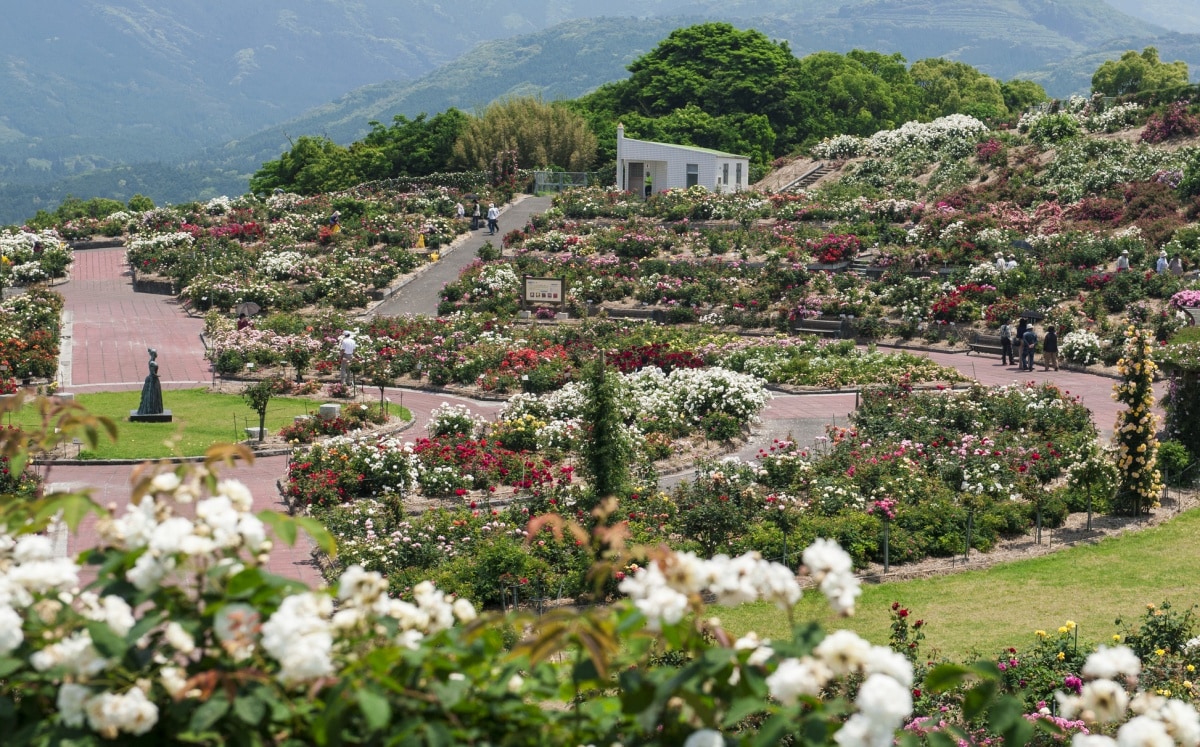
xmin=1183 ymin=308 xmax=1200 ymax=326
xmin=967 ymin=332 xmax=1007 ymax=357
xmin=790 ymin=316 xmax=851 ymax=338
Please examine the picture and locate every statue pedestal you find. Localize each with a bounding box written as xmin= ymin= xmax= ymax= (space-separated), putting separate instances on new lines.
xmin=129 ymin=410 xmax=173 ymax=423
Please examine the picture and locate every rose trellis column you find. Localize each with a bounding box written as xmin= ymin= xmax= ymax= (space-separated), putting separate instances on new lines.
xmin=1111 ymin=324 xmax=1163 ymax=516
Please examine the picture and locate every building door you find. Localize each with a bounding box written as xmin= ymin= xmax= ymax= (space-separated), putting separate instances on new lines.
xmin=628 ymin=162 xmax=644 ymax=197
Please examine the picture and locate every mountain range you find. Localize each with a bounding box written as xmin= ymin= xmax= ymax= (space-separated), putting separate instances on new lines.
xmin=1 ymin=0 xmax=1198 ymax=224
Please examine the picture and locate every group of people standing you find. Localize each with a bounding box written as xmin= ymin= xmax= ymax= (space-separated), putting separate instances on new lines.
xmin=458 ymin=201 xmax=500 ymax=235
xmin=1117 ymin=249 xmax=1184 ymax=275
xmin=999 ymin=318 xmax=1058 ymax=372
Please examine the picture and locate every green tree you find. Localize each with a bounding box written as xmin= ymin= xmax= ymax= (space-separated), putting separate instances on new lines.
xmin=354 ymin=109 xmax=468 ymax=181
xmin=249 ymin=135 xmax=357 ymax=195
xmin=127 ymin=194 xmax=156 ymax=212
xmin=618 ymin=23 xmax=798 ymax=119
xmin=580 ymin=359 xmax=630 ymax=503
xmin=1092 ymin=47 xmax=1190 ymax=97
xmin=795 ymin=51 xmax=908 ymax=139
xmin=910 ymin=58 xmax=1009 ymax=121
xmin=1000 ymin=79 xmax=1049 ymax=115
xmin=452 ymin=97 xmax=597 ymax=172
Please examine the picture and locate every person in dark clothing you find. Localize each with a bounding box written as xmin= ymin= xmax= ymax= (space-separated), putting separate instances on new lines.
xmin=999 ymin=320 xmax=1015 ymax=366
xmin=1042 ymin=326 xmax=1059 ymax=371
xmin=1020 ymin=325 xmax=1038 ymax=372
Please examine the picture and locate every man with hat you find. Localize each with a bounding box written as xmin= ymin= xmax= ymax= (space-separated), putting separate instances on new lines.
xmin=1116 ymin=250 xmax=1130 ymax=271
xmin=339 ymin=330 xmax=357 ymax=386
xmin=1004 ymin=253 xmax=1018 ymax=271
xmin=1157 ymin=251 xmax=1169 ymax=274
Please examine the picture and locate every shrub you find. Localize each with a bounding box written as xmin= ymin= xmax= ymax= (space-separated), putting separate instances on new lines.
xmin=1157 ymin=439 xmax=1195 ymax=486
xmin=1027 ymin=113 xmax=1081 ymax=145
xmin=1140 ymin=102 xmax=1200 ymax=144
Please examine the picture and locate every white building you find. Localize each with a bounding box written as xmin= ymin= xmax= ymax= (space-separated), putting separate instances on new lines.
xmin=615 ymin=124 xmax=750 ymax=196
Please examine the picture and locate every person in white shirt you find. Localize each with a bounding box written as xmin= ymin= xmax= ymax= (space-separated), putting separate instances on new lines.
xmin=339 ymin=331 xmax=357 ymax=385
xmin=486 ymin=203 xmax=500 ymax=235
xmin=1004 ymin=254 xmax=1018 ymax=271
xmin=455 ymin=202 xmax=465 ymax=220
xmin=1157 ymin=251 xmax=1169 ymax=274
xmin=995 ymin=252 xmax=1006 ymax=272
xmin=1116 ymin=250 xmax=1130 ymax=271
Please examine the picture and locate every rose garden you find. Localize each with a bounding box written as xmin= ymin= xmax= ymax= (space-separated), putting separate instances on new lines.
xmin=4 ymin=99 xmax=1200 ymax=744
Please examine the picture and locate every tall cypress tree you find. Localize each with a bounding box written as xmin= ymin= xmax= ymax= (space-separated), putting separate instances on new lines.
xmin=581 ymin=355 xmax=630 ymax=503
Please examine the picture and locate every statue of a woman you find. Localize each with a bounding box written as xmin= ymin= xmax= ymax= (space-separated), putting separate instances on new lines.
xmin=136 ymin=349 xmax=164 ymax=415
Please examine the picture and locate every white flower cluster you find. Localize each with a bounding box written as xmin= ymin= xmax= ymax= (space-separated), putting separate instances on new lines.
xmin=473 ymin=263 xmax=520 ymax=296
xmin=1085 ymin=103 xmax=1142 ymax=133
xmin=1061 ymin=330 xmax=1103 ymax=366
xmin=205 ymin=195 xmax=234 ymax=215
xmin=802 ymin=538 xmax=861 ymax=616
xmin=257 ymin=250 xmax=306 ymax=280
xmin=0 ymin=531 xmax=158 ymax=738
xmin=766 ymin=628 xmax=913 ymax=747
xmin=426 ymin=401 xmax=484 ymax=439
xmin=618 ymin=550 xmax=802 ymax=631
xmin=129 ymin=231 xmax=195 ymax=253
xmin=1057 ymin=646 xmax=1200 ymax=747
xmin=98 ymin=474 xmax=270 ymax=590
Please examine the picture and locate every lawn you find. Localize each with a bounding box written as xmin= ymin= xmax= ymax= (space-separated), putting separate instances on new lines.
xmin=716 ymin=508 xmax=1200 ymax=662
xmin=12 ymin=388 xmax=410 ymax=459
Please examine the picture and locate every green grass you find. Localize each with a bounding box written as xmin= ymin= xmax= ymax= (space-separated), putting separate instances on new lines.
xmin=12 ymin=388 xmax=409 ymax=460
xmin=716 ymin=509 xmax=1200 ymax=661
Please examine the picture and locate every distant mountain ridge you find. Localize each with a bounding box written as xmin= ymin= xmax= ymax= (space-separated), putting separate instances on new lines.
xmin=0 ymin=0 xmax=1198 ymax=224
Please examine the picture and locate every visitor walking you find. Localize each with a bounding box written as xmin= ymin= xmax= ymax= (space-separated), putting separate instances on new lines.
xmin=1042 ymin=325 xmax=1059 ymax=372
xmin=486 ymin=203 xmax=499 ymax=235
xmin=472 ymin=201 xmax=481 ymax=230
xmin=455 ymin=202 xmax=465 ymax=221
xmin=1020 ymin=324 xmax=1038 ymax=372
xmin=338 ymin=330 xmax=357 ymax=386
xmin=999 ymin=319 xmax=1015 ymax=366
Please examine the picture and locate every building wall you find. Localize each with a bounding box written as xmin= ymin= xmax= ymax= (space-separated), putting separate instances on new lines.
xmin=617 ymin=126 xmax=748 ymax=194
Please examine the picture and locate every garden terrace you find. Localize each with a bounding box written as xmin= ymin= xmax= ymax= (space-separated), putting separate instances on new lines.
xmin=117 ymin=187 xmax=491 ymax=313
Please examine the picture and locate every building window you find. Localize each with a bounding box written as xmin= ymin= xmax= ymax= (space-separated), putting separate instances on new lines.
xmin=735 ymin=162 xmax=742 ymax=188
xmin=686 ymin=163 xmax=698 ymax=187
xmin=722 ymin=163 xmax=729 ymax=187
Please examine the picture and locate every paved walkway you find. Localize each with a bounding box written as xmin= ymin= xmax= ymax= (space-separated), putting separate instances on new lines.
xmin=46 ymin=203 xmax=1162 ymax=585
xmin=371 ymin=195 xmax=554 ymax=317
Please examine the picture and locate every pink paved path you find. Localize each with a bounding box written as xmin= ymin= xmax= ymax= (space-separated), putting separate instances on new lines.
xmin=51 ymin=248 xmax=1161 ymax=586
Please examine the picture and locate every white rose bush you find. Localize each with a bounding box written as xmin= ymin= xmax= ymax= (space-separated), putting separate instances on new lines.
xmin=4 ymin=395 xmax=1200 ymax=744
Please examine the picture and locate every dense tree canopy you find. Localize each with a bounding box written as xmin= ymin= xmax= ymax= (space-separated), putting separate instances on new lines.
xmin=451 ymin=97 xmax=597 ymax=172
xmin=909 ymin=58 xmax=1010 ymax=120
xmin=1092 ymin=47 xmax=1190 ymax=97
xmin=250 ymin=111 xmax=468 ymax=195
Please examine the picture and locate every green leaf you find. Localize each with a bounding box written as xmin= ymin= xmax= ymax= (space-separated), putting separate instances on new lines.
xmin=258 ymin=510 xmax=298 ymax=546
xmin=226 ymin=567 xmax=267 ymax=599
xmin=928 ymin=730 xmax=961 ymax=747
xmin=962 ymin=679 xmax=997 ymax=721
xmin=86 ymin=620 xmax=128 ymax=660
xmin=295 ymin=515 xmax=337 ymax=557
xmin=190 ymin=696 xmax=230 ymax=733
xmin=356 ymin=687 xmax=391 ymax=732
xmin=0 ymin=658 xmax=23 ymax=678
xmin=234 ymin=693 xmax=267 ymax=726
xmin=722 ymin=694 xmax=767 ymax=727
xmin=923 ymin=663 xmax=973 ymax=692
xmin=988 ymin=693 xmax=1024 ymax=734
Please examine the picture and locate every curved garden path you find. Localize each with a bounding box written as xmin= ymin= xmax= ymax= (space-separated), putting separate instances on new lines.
xmin=47 ymin=215 xmax=1164 ymax=584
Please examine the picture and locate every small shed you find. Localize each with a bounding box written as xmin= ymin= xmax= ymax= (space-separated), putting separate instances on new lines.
xmin=615 ymin=124 xmax=750 ymax=197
